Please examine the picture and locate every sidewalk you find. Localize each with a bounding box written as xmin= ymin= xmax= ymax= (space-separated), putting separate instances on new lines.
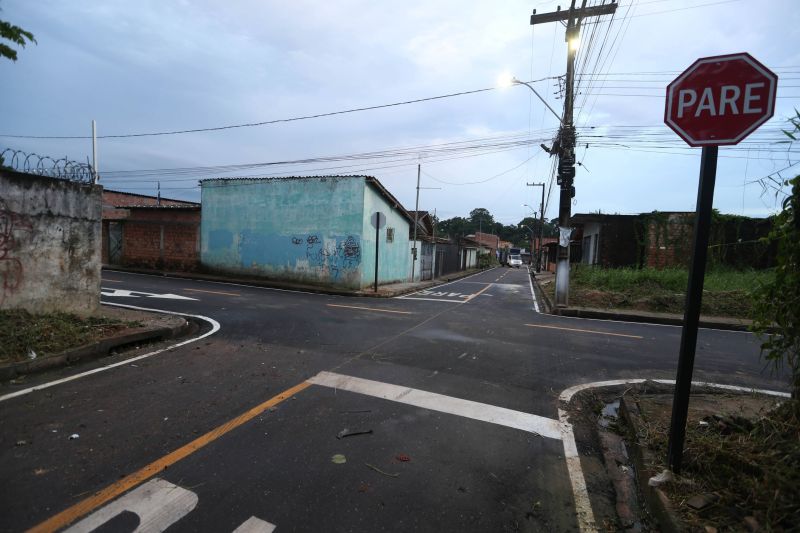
xmin=103 ymin=265 xmax=487 ymax=298
xmin=531 ymin=269 xmax=752 ymax=331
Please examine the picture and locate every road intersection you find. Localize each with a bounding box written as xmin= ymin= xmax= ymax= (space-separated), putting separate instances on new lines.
xmin=1 ymin=267 xmax=785 ymax=532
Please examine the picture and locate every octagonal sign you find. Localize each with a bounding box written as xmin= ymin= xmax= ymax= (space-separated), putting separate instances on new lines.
xmin=665 ymin=53 xmax=777 ymax=147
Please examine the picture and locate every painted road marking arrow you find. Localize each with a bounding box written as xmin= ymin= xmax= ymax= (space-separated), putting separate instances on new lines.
xmin=100 ymin=288 xmax=198 ymax=300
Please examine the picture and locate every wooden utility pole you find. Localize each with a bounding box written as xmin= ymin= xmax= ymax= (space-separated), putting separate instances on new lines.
xmin=527 ymin=182 xmax=546 ymax=272
xmin=531 ymin=0 xmax=617 ymax=305
xmin=411 ymin=163 xmax=421 ymax=282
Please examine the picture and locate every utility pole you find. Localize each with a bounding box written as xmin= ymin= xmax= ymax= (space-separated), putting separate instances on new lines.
xmin=410 ymin=163 xmax=440 ymax=282
xmin=527 ymin=182 xmax=546 ymax=272
xmin=91 ymin=119 xmax=99 ymax=184
xmin=432 ymin=208 xmax=438 ymax=279
xmin=411 ymin=163 xmax=421 ymax=282
xmin=531 ymin=0 xmax=617 ymax=305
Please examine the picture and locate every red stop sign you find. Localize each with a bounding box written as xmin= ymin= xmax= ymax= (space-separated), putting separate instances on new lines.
xmin=664 ymin=53 xmax=777 ymax=147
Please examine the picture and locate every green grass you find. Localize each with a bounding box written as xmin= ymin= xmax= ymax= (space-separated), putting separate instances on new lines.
xmin=571 ymin=266 xmax=774 ymax=292
xmin=551 ymin=267 xmax=776 ymax=318
xmin=0 ymin=310 xmax=140 ymax=364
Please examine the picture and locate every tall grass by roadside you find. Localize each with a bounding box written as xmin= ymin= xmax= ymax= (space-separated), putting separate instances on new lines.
xmin=570 ymin=266 xmax=775 ymax=293
xmin=0 ymin=310 xmax=140 ymax=364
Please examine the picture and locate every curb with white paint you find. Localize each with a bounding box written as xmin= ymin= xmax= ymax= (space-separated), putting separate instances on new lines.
xmin=526 ymin=266 xmax=540 ymax=313
xmin=0 ymin=303 xmax=221 ymax=403
xmin=557 ymin=378 xmax=790 ymax=533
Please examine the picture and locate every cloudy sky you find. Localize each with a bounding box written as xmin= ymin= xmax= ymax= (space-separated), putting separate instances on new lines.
xmin=1 ymin=0 xmax=798 ymax=224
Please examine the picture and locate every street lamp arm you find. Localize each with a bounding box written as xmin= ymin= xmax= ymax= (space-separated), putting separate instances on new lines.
xmin=512 ymin=78 xmax=563 ymax=125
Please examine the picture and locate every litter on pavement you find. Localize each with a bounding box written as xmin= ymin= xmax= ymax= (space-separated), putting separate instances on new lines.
xmin=336 ymin=428 xmax=373 ymax=439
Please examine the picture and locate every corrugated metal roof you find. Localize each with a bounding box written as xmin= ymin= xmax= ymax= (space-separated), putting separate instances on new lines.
xmin=199 ymin=175 xmax=370 ymax=184
xmin=125 ymin=205 xmax=200 ymax=210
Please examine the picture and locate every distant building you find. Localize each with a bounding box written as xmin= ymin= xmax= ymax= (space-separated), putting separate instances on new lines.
xmin=101 ymin=190 xmax=201 ymax=271
xmin=570 ymin=211 xmax=774 ymax=269
xmin=470 ymin=231 xmax=500 ymax=257
xmin=570 ymin=213 xmax=640 ymax=268
xmin=199 ymin=176 xmax=416 ymax=289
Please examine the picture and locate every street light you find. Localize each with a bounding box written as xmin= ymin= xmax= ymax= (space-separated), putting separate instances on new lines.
xmin=497 ymin=74 xmax=563 ymax=125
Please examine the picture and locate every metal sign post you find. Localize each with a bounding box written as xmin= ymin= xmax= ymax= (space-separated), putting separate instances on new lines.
xmin=666 ymin=145 xmax=717 ymax=473
xmin=371 ymin=212 xmax=386 ymax=292
xmin=663 ymin=52 xmax=777 ymax=473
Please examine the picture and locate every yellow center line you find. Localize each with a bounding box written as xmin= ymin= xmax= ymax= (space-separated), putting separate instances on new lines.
xmin=28 ymin=381 xmax=311 ymax=533
xmin=524 ymin=323 xmax=643 ymax=339
xmin=326 ymin=303 xmax=413 ymax=315
xmin=464 ymin=283 xmax=493 ymax=303
xmin=183 ymin=288 xmax=241 ymax=297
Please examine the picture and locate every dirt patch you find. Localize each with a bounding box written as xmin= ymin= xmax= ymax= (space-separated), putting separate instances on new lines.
xmin=626 ymin=388 xmax=797 ymax=531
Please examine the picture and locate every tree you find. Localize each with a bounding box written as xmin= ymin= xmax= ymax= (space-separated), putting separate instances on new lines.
xmin=469 ymin=208 xmax=494 ymax=230
xmin=436 ymin=216 xmax=470 ymax=239
xmin=1 ymin=16 xmax=36 ymax=62
xmin=751 ymin=175 xmax=800 ymax=404
xmin=751 ymin=110 xmax=800 ymax=405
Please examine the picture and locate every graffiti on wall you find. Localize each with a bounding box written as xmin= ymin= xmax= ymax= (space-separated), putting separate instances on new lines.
xmin=0 ymin=200 xmax=33 ymax=306
xmin=292 ymin=234 xmax=361 ymax=280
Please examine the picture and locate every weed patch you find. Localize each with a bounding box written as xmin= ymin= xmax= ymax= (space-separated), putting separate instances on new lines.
xmin=634 ymin=393 xmax=798 ymax=531
xmin=547 ymin=267 xmax=775 ymax=318
xmin=0 ymin=310 xmax=141 ymax=364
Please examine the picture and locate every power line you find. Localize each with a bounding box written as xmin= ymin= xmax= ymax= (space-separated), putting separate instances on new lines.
xmin=421 ymin=152 xmax=540 ymax=186
xmin=0 ymin=79 xmax=556 ymax=140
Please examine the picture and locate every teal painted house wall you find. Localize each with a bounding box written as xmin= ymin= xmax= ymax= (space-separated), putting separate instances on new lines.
xmin=360 ymin=183 xmax=412 ymax=287
xmin=200 ymin=176 xmax=411 ymax=289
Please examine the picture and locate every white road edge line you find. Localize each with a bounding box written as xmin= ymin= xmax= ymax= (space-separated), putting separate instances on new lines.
xmin=527 ymin=266 xmax=540 ymax=313
xmin=557 ymin=378 xmax=790 ymax=533
xmin=308 ymin=371 xmax=562 ymax=439
xmin=0 ymin=303 xmax=221 ymax=403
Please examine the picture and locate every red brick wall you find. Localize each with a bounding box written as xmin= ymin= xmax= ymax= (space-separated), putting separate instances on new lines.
xmin=112 ymin=209 xmax=200 ymax=271
xmin=101 ymin=221 xmax=109 ymax=263
xmin=644 ymin=213 xmax=693 ymax=269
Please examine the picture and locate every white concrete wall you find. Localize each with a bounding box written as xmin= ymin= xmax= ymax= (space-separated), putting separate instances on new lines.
xmin=583 ymin=222 xmax=601 ymax=265
xmin=0 ymin=171 xmax=101 ymax=314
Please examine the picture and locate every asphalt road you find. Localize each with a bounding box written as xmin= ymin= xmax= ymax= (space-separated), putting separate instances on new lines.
xmin=0 ymin=267 xmax=786 ymax=532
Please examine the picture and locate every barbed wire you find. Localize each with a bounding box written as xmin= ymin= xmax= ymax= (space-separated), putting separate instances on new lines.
xmin=0 ymin=148 xmax=95 ymax=184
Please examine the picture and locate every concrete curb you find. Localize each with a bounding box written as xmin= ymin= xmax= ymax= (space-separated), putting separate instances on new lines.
xmin=530 ymin=270 xmax=555 ymax=313
xmin=102 ymin=265 xmax=488 ymax=298
xmin=619 ymin=392 xmax=683 ymax=533
xmin=0 ymin=319 xmax=192 ymax=381
xmin=551 ymin=306 xmax=753 ymax=331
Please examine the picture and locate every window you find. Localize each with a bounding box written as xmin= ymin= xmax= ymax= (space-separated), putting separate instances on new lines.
xmin=386 ymin=227 xmax=394 ymax=243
